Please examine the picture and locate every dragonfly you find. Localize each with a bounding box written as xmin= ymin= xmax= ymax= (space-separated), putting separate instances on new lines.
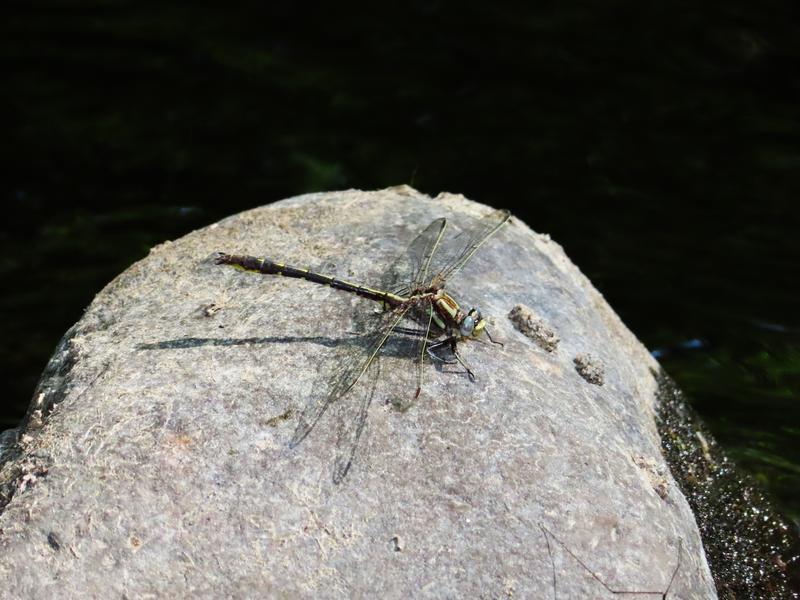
xmin=215 ymin=208 xmax=511 ymax=482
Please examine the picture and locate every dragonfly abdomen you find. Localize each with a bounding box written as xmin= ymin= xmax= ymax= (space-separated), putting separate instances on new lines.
xmin=216 ymin=253 xmax=405 ymax=305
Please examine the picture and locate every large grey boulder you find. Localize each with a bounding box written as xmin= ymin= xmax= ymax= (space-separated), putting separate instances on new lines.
xmin=0 ymin=188 xmax=716 ymax=598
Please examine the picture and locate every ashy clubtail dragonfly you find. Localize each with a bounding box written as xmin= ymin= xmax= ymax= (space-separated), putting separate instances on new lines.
xmin=215 ymin=208 xmax=510 ymax=482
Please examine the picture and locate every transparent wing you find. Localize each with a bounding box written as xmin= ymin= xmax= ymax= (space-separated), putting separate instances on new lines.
xmin=289 ymin=305 xmax=410 ymax=449
xmin=330 ymin=299 xmax=434 ymax=482
xmin=384 ymin=298 xmax=436 ymax=411
xmin=424 ymin=209 xmax=510 ymax=285
xmin=331 ymin=356 xmax=380 ymax=484
xmin=379 ymin=218 xmax=447 ymax=296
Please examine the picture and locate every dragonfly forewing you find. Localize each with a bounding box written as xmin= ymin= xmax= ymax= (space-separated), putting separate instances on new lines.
xmin=379 ymin=218 xmax=447 ymax=297
xmin=426 ymin=209 xmax=511 ymax=285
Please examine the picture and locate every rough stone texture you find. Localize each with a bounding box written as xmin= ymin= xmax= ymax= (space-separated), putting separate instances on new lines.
xmin=656 ymin=372 xmax=800 ymax=597
xmin=573 ymin=353 xmax=606 ymax=387
xmin=0 ymin=187 xmax=717 ymax=598
xmin=508 ymin=303 xmax=560 ymax=353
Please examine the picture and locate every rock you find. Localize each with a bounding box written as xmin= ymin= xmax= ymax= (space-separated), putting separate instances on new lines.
xmin=508 ymin=303 xmax=560 ymax=353
xmin=656 ymin=372 xmax=800 ymax=597
xmin=573 ymin=352 xmax=606 ymax=386
xmin=0 ymin=187 xmax=717 ymax=598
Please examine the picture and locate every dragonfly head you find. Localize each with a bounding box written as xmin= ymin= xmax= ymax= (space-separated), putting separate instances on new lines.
xmin=459 ymin=307 xmax=486 ymax=338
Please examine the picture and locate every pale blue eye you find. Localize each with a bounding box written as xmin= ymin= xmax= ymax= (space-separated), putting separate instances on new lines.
xmin=460 ymin=315 xmax=475 ymax=336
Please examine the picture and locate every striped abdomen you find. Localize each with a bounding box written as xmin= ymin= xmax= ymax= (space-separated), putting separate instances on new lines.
xmin=215 ymin=253 xmax=404 ymax=306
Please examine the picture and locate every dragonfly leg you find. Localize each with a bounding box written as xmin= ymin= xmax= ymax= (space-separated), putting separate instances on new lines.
xmin=453 ymin=347 xmax=475 ymax=381
xmin=484 ymin=327 xmax=504 ymax=347
xmin=426 ymin=344 xmax=458 ymax=365
xmin=392 ymin=326 xmax=435 ymax=339
xmin=427 ymin=337 xmax=476 ymax=381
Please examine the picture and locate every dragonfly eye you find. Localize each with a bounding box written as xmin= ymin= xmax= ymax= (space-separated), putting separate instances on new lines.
xmin=460 ymin=315 xmax=475 ymax=336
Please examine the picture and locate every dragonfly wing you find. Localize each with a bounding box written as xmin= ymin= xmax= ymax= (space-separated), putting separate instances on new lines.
xmin=330 ymin=299 xmax=436 ymax=481
xmin=379 ymin=218 xmax=447 ymax=296
xmin=388 ymin=298 xmax=435 ymax=411
xmin=289 ymin=305 xmax=410 ymax=449
xmin=425 ymin=209 xmax=510 ymax=285
xmin=331 ymin=356 xmax=380 ymax=483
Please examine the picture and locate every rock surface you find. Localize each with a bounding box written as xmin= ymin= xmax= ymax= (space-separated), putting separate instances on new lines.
xmin=0 ymin=187 xmax=717 ymax=598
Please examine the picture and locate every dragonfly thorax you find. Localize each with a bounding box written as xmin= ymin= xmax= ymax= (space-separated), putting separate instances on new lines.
xmin=431 ymin=291 xmax=486 ymax=338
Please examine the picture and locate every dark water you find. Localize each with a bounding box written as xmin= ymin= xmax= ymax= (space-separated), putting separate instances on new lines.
xmin=2 ymin=0 xmax=799 ymax=532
